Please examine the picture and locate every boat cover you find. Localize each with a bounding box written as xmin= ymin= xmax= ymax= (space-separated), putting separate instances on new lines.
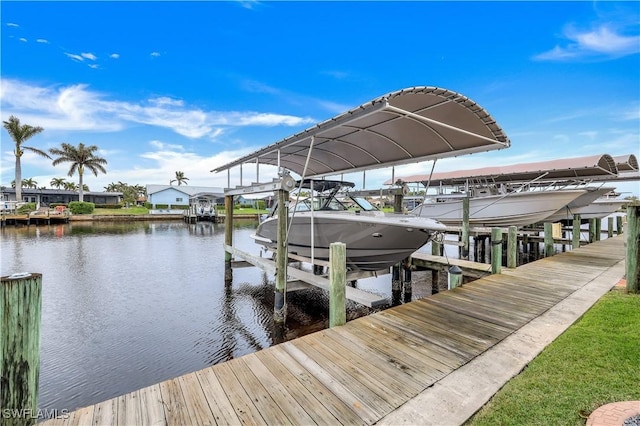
xmin=211 ymin=86 xmax=510 ymax=178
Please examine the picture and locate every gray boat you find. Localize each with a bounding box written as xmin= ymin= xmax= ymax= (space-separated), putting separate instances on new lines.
xmin=252 ymin=180 xmax=446 ymax=271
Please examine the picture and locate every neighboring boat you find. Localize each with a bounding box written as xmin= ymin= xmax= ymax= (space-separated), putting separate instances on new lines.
xmin=252 ymin=180 xmax=446 ymax=271
xmin=410 ymin=186 xmax=587 ymax=227
xmin=543 ymin=186 xmax=618 ymax=223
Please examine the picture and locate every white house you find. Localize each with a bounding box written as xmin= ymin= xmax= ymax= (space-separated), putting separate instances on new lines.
xmin=146 ymin=185 xmax=226 ymax=209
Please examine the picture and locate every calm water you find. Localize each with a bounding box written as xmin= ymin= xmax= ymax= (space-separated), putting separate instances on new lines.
xmin=0 ymin=220 xmax=406 ymax=413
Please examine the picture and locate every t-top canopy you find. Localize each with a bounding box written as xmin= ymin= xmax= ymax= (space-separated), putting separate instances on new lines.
xmin=612 ymin=154 xmax=639 ymax=172
xmin=211 ymin=86 xmax=510 ymax=179
xmin=387 ymin=154 xmax=619 ymax=186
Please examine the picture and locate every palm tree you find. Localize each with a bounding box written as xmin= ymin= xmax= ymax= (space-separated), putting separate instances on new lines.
xmin=49 ymin=142 xmax=107 ymax=202
xmin=63 ymin=181 xmax=77 ymax=191
xmin=51 ymin=177 xmax=66 ymax=189
xmin=3 ymin=115 xmax=50 ymax=201
xmin=170 ymin=171 xmax=189 ymax=186
xmin=22 ymin=178 xmax=37 ymax=189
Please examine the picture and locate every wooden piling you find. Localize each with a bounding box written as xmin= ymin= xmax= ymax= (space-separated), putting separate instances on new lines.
xmin=224 ymin=195 xmax=234 ymax=262
xmin=274 ymin=189 xmax=288 ymax=323
xmin=1 ymin=273 xmax=42 ymax=426
xmin=431 ymin=240 xmax=440 ymax=294
xmin=491 ymin=228 xmax=502 ymax=274
xmin=507 ymin=226 xmax=517 ymax=268
xmin=461 ymin=197 xmax=470 ymax=260
xmin=588 ymin=218 xmax=597 ymax=243
xmin=626 ymin=204 xmax=639 ymax=294
xmin=617 ymin=215 xmax=623 ymax=235
xmin=403 ymin=258 xmax=412 ymax=301
xmin=544 ymin=222 xmax=554 ymax=258
xmin=608 ymin=217 xmax=614 ymax=238
xmin=595 ymin=218 xmax=601 ymax=241
xmin=329 ymin=242 xmax=346 ymax=327
xmin=393 ymin=194 xmax=403 ymax=213
xmin=572 ymin=214 xmax=581 ymax=248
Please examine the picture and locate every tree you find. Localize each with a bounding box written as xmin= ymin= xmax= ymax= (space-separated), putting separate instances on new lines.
xmin=50 ymin=177 xmax=66 ymax=189
xmin=49 ymin=142 xmax=107 ymax=202
xmin=3 ymin=115 xmax=50 ymax=201
xmin=170 ymin=171 xmax=189 ymax=186
xmin=22 ymin=178 xmax=37 ymax=189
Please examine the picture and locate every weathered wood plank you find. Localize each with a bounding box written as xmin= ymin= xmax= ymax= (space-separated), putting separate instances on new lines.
xmin=266 ymin=344 xmax=364 ymax=424
xmin=158 ymin=378 xmax=192 ymax=426
xmin=253 ymin=349 xmax=344 ymax=424
xmin=176 ymin=373 xmax=215 ymax=425
xmin=137 ymin=384 xmax=166 ymax=426
xmin=282 ymin=340 xmax=379 ymax=424
xmin=91 ymin=396 xmax=118 ymax=426
xmin=195 ymin=367 xmax=241 ymax=425
xmin=212 ymin=361 xmax=269 ymax=425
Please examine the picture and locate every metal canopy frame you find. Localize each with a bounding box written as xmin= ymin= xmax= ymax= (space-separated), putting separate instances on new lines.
xmin=211 ymin=86 xmax=510 ymax=180
xmin=388 ymin=154 xmax=623 ymax=187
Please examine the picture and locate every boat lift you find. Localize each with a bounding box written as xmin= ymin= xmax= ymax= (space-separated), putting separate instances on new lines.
xmin=211 ymin=86 xmax=511 ymax=322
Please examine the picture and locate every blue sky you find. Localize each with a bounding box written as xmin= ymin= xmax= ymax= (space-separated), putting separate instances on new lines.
xmin=1 ymin=1 xmax=639 ymax=196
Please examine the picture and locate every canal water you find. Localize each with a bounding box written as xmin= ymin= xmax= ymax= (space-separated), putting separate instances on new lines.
xmin=0 ymin=220 xmax=422 ymax=414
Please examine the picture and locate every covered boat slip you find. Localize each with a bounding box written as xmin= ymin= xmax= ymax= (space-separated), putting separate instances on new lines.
xmin=211 ymin=86 xmax=513 ymax=305
xmin=388 ymin=153 xmax=637 ymax=187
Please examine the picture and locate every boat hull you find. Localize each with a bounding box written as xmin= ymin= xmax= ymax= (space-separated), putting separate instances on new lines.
xmin=411 ymin=189 xmax=586 ymax=227
xmin=254 ymin=211 xmax=445 ymax=271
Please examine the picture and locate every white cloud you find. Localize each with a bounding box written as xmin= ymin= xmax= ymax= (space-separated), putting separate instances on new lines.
xmin=81 ymin=52 xmax=97 ymax=61
xmin=110 ymin=53 xmax=120 ymax=59
xmin=150 ymin=52 xmax=161 ymax=57
xmin=0 ymin=79 xmax=316 ymax=140
xmin=534 ymin=24 xmax=640 ymax=61
xmin=36 ymin=39 xmax=49 ymax=44
xmin=65 ymin=52 xmax=84 ymax=62
xmin=7 ymin=23 xmax=19 ymax=27
xmin=19 ymin=37 xmax=27 ymax=43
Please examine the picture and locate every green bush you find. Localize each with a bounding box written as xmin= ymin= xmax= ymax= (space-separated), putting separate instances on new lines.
xmin=144 ymin=202 xmax=153 ymax=210
xmin=17 ymin=202 xmax=36 ymax=214
xmin=69 ymin=201 xmax=95 ymax=214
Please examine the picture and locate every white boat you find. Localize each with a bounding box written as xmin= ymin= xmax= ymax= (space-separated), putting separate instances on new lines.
xmin=252 ymin=180 xmax=446 ymax=271
xmin=410 ymin=186 xmax=587 ymax=227
xmin=543 ymin=187 xmax=618 ymax=223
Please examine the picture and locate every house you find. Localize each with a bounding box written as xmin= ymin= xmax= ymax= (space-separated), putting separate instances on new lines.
xmin=0 ymin=188 xmax=122 ymax=206
xmin=146 ymin=185 xmax=228 ymax=208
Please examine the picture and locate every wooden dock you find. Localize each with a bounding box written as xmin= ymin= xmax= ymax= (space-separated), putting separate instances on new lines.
xmin=40 ymin=235 xmax=627 ymax=426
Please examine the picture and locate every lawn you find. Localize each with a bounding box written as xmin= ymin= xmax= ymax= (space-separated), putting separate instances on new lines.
xmin=466 ymin=289 xmax=640 ymax=426
xmin=93 ymin=207 xmax=150 ymax=215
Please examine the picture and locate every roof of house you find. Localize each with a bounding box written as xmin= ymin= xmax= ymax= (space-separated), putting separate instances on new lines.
xmin=146 ymin=185 xmax=225 ymax=197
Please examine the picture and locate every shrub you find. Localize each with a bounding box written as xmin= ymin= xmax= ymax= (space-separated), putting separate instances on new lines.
xmin=17 ymin=202 xmax=36 ymax=214
xmin=69 ymin=201 xmax=95 ymax=214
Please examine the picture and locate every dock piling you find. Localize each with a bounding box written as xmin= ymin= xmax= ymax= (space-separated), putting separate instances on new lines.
xmin=274 ymin=189 xmax=289 ymax=323
xmin=626 ymin=204 xmax=639 ymax=294
xmin=491 ymin=228 xmax=502 ymax=274
xmin=572 ymin=214 xmax=581 ymax=248
xmin=544 ymin=222 xmax=554 ymax=257
xmin=1 ymin=272 xmax=42 ymax=426
xmin=329 ymin=242 xmax=347 ymax=327
xmin=507 ymin=226 xmax=517 ymax=268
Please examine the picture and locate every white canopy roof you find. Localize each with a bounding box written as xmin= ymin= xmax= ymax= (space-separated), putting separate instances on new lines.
xmin=211 ymin=86 xmax=510 ymax=179
xmin=387 ymin=154 xmax=620 ymax=186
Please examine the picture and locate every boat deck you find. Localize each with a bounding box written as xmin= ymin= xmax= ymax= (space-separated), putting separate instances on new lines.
xmin=39 ymin=235 xmax=627 ymax=425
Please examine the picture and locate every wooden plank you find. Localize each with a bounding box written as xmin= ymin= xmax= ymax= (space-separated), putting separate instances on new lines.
xmin=315 ymin=328 xmax=427 ymax=393
xmin=195 ymin=367 xmax=242 ymax=425
xmin=122 ymin=389 xmax=143 ymax=426
xmin=264 ymin=345 xmax=363 ymax=424
xmin=303 ymin=332 xmax=411 ymax=407
xmin=159 ymin=378 xmax=192 ymax=426
xmin=346 ymin=317 xmax=467 ymax=373
xmin=252 ymin=349 xmax=343 ymax=424
xmin=223 ymin=358 xmax=293 ymax=425
xmin=282 ymin=340 xmax=380 ymax=424
xmin=240 ymin=355 xmax=316 ymax=425
xmin=213 ymin=361 xmax=269 ymax=425
xmin=176 ymin=373 xmax=216 ymax=425
xmin=137 ymin=384 xmax=166 ymax=426
xmin=68 ymin=405 xmax=94 ymax=426
xmin=91 ymin=397 xmax=118 ymax=426
xmin=286 ymin=335 xmax=395 ymax=419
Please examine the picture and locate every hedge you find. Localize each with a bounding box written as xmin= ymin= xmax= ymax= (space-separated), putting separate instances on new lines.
xmin=69 ymin=201 xmax=95 ymax=214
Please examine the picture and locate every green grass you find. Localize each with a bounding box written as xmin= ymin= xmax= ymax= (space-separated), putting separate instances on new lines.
xmin=467 ymin=290 xmax=640 ymax=426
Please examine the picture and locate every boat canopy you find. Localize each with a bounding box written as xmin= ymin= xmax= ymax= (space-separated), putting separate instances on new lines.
xmin=211 ymin=86 xmax=510 ymax=179
xmin=387 ymin=154 xmax=620 ymax=186
xmin=612 ymin=154 xmax=639 ymax=172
